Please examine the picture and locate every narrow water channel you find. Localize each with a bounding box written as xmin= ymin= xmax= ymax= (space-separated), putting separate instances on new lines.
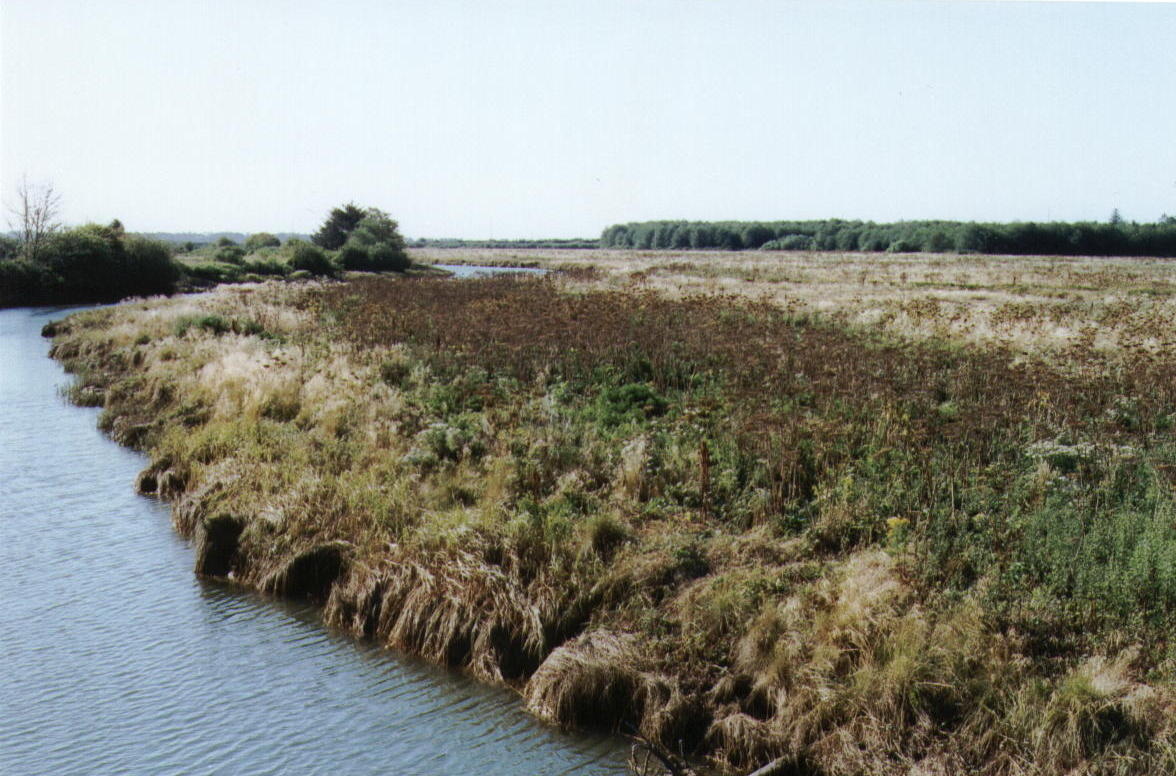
xmin=0 ymin=305 xmax=629 ymax=776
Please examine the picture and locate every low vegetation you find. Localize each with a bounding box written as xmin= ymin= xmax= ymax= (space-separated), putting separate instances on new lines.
xmin=412 ymin=247 xmax=1176 ymax=357
xmin=46 ymin=264 xmax=1176 ymax=774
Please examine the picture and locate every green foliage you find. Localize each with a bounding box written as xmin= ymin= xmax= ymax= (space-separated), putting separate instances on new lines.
xmin=0 ymin=223 xmax=180 ymax=306
xmin=214 ymin=236 xmax=237 ymax=247
xmin=174 ymin=314 xmax=231 ymax=336
xmin=601 ymin=218 xmax=1176 ymax=256
xmin=214 ymin=245 xmax=246 ymax=264
xmin=185 ymin=262 xmax=243 ymax=284
xmin=367 ymin=242 xmax=409 ymax=272
xmin=173 ymin=314 xmax=266 ymax=338
xmin=287 ymin=239 xmax=336 ymax=277
xmin=311 ymin=203 xmax=366 ymax=250
xmin=312 ymin=203 xmax=409 ymax=272
xmin=593 ymin=382 xmax=668 ymax=427
xmin=241 ymin=257 xmax=288 ymax=276
xmin=244 ymin=232 xmax=281 ymax=252
xmin=337 ymin=244 xmax=370 ymax=271
xmin=0 ymin=259 xmax=56 ymax=305
xmin=0 ymin=236 xmax=20 ymax=260
xmin=121 ymin=236 xmax=182 ymax=297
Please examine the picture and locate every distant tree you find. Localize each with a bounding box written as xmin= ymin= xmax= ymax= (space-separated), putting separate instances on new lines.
xmin=312 ymin=203 xmax=409 ymax=271
xmin=1110 ymin=208 xmax=1123 ymax=226
xmin=345 ymin=209 xmax=402 ymax=248
xmin=244 ymin=232 xmax=281 ymax=252
xmin=312 ymin=203 xmax=366 ymax=250
xmin=7 ymin=177 xmax=62 ymax=264
xmin=215 ymin=236 xmax=237 ymax=247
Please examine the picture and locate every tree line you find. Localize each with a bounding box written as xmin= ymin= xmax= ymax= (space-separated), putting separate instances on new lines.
xmin=600 ymin=216 xmax=1176 ymax=256
xmin=1 ymin=186 xmax=411 ymax=307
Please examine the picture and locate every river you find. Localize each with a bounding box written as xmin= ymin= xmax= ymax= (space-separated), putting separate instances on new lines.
xmin=0 ymin=305 xmax=629 ymax=776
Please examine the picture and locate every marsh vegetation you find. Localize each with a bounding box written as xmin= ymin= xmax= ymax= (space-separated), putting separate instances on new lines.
xmin=46 ymin=259 xmax=1176 ymax=774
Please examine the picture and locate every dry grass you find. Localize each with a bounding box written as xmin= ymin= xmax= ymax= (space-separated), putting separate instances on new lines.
xmin=47 ymin=271 xmax=1176 ymax=775
xmin=412 ymin=247 xmax=1176 ymax=357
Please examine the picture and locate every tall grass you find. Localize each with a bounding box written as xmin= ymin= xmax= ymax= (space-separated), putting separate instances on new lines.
xmin=48 ymin=275 xmax=1176 ymax=774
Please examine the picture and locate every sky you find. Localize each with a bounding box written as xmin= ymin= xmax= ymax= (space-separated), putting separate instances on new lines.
xmin=2 ymin=1 xmax=1175 ymax=238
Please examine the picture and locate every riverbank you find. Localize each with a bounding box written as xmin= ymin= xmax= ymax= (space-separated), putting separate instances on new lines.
xmin=1 ymin=305 xmax=627 ymax=776
xmin=47 ymin=274 xmax=1176 ymax=774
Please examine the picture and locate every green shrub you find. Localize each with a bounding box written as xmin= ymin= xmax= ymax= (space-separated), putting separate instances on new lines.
xmin=0 ymin=258 xmax=57 ymax=305
xmin=244 ymin=232 xmax=281 ymax=252
xmin=242 ymin=257 xmax=288 ymax=276
xmin=121 ymin=236 xmax=181 ymax=297
xmin=175 ymin=314 xmax=231 ymax=336
xmin=173 ymin=314 xmax=266 ymax=338
xmin=287 ymin=239 xmax=336 ymax=277
xmin=214 ymin=246 xmax=246 ymax=265
xmin=368 ymin=242 xmax=410 ymax=272
xmin=338 ymin=244 xmax=370 ymax=271
xmin=594 ymin=382 xmax=668 ymax=427
xmin=185 ymin=263 xmax=242 ymax=284
xmin=0 ymin=236 xmax=20 ymax=260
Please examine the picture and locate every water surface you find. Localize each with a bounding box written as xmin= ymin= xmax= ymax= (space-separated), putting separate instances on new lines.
xmin=432 ymin=263 xmax=548 ymax=278
xmin=0 ymin=306 xmax=628 ymax=776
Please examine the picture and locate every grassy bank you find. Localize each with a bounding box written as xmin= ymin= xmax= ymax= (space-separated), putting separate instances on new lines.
xmin=48 ymin=273 xmax=1176 ymax=774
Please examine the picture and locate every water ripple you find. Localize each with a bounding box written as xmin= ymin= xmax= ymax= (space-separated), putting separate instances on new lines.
xmin=0 ymin=308 xmax=628 ymax=776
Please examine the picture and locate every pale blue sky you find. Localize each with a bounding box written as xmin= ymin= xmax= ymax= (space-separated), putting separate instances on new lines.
xmin=2 ymin=1 xmax=1174 ymax=238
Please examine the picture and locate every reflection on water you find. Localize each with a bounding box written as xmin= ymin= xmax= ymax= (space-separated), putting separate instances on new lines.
xmin=0 ymin=306 xmax=627 ymax=776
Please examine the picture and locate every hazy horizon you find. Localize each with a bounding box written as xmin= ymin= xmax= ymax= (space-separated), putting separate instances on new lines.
xmin=3 ymin=0 xmax=1175 ymax=239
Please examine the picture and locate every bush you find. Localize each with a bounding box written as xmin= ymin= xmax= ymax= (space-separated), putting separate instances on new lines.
xmin=214 ymin=236 xmax=237 ymax=247
xmin=368 ymin=242 xmax=410 ymax=272
xmin=312 ymin=203 xmax=409 ymax=270
xmin=337 ymin=244 xmax=370 ymax=271
xmin=44 ymin=224 xmax=125 ymax=300
xmin=185 ymin=263 xmax=242 ymax=284
xmin=214 ymin=245 xmax=246 ymax=264
xmin=244 ymin=232 xmax=281 ymax=252
xmin=0 ymin=236 xmax=20 ymax=260
xmin=122 ymin=236 xmax=181 ymax=297
xmin=242 ymin=257 xmax=288 ymax=276
xmin=0 ymin=223 xmax=178 ymax=306
xmin=595 ymin=383 xmax=668 ymax=427
xmin=287 ymin=240 xmax=336 ymax=277
xmin=0 ymin=259 xmax=57 ymax=305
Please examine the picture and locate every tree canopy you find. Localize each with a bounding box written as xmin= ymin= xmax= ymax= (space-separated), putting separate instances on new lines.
xmin=313 ymin=203 xmax=409 ymax=272
xmin=311 ymin=203 xmax=367 ymax=250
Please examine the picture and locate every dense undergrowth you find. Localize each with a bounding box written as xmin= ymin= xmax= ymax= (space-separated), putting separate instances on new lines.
xmin=48 ymin=275 xmax=1176 ymax=774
